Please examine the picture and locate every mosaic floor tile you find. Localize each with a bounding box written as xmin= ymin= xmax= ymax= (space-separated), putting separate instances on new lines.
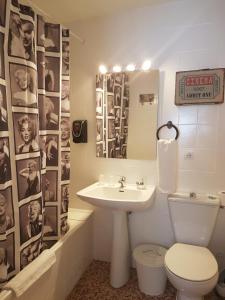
xmin=67 ymin=260 xmax=219 ymax=300
xmin=66 ymin=260 xmax=221 ymax=300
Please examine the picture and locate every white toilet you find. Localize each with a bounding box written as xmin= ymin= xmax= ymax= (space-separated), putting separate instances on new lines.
xmin=165 ymin=194 xmax=220 ymax=300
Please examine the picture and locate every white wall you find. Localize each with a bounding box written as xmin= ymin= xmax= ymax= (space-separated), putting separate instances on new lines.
xmin=69 ymin=0 xmax=225 ymax=263
xmin=127 ymin=71 xmax=158 ymax=160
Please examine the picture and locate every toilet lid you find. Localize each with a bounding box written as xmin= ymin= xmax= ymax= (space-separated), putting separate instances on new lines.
xmin=165 ymin=243 xmax=218 ymax=282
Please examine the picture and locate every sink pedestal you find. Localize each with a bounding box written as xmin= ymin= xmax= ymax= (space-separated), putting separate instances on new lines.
xmin=110 ymin=211 xmax=130 ymax=288
xmin=76 ymin=182 xmax=156 ymax=288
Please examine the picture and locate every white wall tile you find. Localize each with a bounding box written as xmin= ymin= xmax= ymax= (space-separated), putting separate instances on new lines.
xmin=178 ymin=125 xmax=197 ymax=147
xmin=197 ymin=105 xmax=219 ymax=125
xmin=177 ymin=170 xmax=199 ymax=192
xmin=177 ymin=170 xmax=218 ymax=193
xmin=161 ymin=106 xmax=179 ymax=125
xmin=178 ymin=106 xmax=198 ymax=124
xmin=196 ymin=125 xmax=218 ymax=148
xmin=195 ymin=148 xmax=216 ymax=172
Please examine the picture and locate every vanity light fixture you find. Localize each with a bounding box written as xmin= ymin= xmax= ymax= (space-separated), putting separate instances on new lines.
xmin=99 ymin=65 xmax=107 ymax=74
xmin=142 ymin=60 xmax=152 ymax=71
xmin=113 ymin=65 xmax=122 ymax=73
xmin=98 ymin=60 xmax=152 ymax=73
xmin=126 ymin=64 xmax=136 ymax=72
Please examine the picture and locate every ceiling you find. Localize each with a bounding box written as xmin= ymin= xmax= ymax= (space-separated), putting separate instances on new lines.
xmin=29 ymin=0 xmax=177 ymax=23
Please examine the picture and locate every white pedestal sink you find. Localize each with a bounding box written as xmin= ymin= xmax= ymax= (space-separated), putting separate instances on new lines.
xmin=77 ymin=182 xmax=155 ymax=288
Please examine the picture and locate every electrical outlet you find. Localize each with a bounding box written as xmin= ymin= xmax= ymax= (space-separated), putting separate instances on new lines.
xmin=184 ymin=151 xmax=194 ymax=160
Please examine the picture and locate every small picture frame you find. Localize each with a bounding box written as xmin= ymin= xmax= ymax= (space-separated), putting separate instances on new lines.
xmin=175 ymin=68 xmax=225 ymax=105
xmin=139 ymin=93 xmax=155 ymax=105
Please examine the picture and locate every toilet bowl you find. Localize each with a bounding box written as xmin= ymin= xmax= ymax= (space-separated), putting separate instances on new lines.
xmin=166 ymin=194 xmax=220 ymax=299
xmin=165 ymin=243 xmax=218 ymax=300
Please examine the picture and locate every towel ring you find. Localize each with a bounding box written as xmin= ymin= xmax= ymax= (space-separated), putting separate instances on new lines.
xmin=156 ymin=121 xmax=179 ymax=140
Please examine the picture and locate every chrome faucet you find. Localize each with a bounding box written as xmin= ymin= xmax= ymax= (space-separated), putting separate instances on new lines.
xmin=118 ymin=176 xmax=126 ymax=189
xmin=190 ymin=192 xmax=197 ymax=199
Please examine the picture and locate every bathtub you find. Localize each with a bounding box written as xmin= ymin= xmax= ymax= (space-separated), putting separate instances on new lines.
xmin=0 ymin=208 xmax=94 ymax=300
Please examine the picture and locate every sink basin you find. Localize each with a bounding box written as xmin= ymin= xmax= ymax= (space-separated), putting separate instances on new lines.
xmin=76 ymin=182 xmax=155 ymax=211
xmin=77 ymin=181 xmax=156 ymax=289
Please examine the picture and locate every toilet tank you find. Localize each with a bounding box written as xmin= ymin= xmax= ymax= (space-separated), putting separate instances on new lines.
xmin=168 ymin=194 xmax=220 ymax=246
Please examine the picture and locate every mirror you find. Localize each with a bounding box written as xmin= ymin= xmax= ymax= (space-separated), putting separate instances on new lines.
xmin=96 ymin=70 xmax=159 ymax=160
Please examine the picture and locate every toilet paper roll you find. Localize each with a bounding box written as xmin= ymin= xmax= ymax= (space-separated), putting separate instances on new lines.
xmin=218 ymin=191 xmax=225 ymax=206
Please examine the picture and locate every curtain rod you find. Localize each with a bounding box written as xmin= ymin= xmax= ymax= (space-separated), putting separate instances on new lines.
xmin=26 ymin=0 xmax=85 ymax=44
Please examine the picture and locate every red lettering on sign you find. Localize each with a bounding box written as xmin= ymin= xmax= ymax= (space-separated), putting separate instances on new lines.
xmin=185 ymin=76 xmax=214 ymax=86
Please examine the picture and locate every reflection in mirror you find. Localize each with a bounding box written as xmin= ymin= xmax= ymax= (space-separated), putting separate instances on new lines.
xmin=96 ymin=70 xmax=159 ymax=160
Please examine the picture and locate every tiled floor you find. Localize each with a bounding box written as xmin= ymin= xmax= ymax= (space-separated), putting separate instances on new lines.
xmin=66 ymin=260 xmax=175 ymax=300
xmin=67 ymin=260 xmax=219 ymax=300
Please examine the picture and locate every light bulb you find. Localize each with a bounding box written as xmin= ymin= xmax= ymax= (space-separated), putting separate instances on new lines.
xmin=142 ymin=60 xmax=152 ymax=71
xmin=99 ymin=65 xmax=107 ymax=74
xmin=126 ymin=64 xmax=135 ymax=72
xmin=113 ymin=65 xmax=122 ymax=73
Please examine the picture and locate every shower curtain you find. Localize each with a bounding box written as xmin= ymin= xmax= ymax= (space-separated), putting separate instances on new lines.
xmin=0 ymin=0 xmax=70 ymax=283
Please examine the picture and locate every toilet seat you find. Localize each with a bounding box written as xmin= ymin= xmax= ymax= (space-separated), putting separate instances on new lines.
xmin=165 ymin=243 xmax=218 ymax=282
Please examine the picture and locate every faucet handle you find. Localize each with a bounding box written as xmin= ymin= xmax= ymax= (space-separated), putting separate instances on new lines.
xmin=119 ymin=176 xmax=126 ymax=182
xmin=136 ymin=178 xmax=145 ymax=189
xmin=190 ymin=192 xmax=197 ymax=199
xmin=136 ymin=178 xmax=144 ymax=184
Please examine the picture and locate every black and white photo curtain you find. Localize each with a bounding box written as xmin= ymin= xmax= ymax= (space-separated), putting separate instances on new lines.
xmin=96 ymin=72 xmax=129 ymax=158
xmin=0 ymin=0 xmax=70 ymax=284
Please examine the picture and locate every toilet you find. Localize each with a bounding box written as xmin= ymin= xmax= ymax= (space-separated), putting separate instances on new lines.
xmin=165 ymin=194 xmax=220 ymax=300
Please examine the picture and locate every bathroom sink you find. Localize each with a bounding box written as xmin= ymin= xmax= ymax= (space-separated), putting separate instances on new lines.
xmin=77 ymin=181 xmax=156 ymax=289
xmin=76 ymin=182 xmax=155 ymax=211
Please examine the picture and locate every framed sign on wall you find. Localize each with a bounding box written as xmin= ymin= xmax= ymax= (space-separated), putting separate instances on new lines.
xmin=175 ymin=68 xmax=225 ymax=105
